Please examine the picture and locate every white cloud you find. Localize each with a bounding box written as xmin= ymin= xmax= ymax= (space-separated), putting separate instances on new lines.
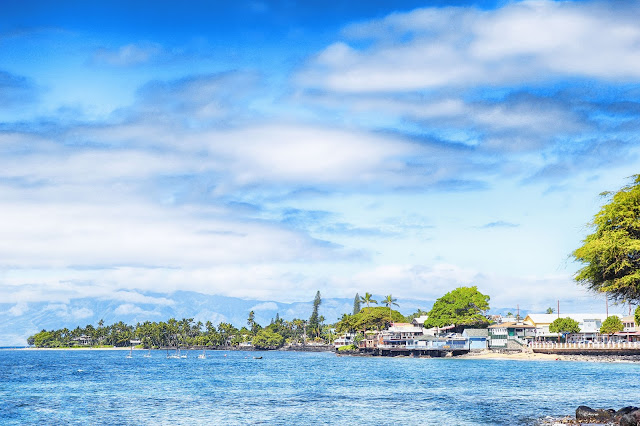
xmin=93 ymin=43 xmax=162 ymax=66
xmin=8 ymin=302 xmax=28 ymax=316
xmin=299 ymin=1 xmax=640 ymax=92
xmin=114 ymin=303 xmax=157 ymax=316
xmin=249 ymin=302 xmax=278 ymax=311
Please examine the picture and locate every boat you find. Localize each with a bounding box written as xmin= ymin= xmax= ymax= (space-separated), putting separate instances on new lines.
xmin=126 ymin=345 xmax=133 ymax=359
xmin=197 ymin=348 xmax=206 ymax=359
xmin=253 ymin=356 xmax=262 ymax=359
xmin=143 ymin=348 xmax=152 ymax=358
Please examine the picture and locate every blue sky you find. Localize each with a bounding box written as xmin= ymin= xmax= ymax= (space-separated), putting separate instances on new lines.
xmin=1 ymin=0 xmax=639 ymax=323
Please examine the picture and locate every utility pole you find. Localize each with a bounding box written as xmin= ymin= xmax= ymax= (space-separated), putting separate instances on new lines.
xmin=557 ymin=300 xmax=560 ymax=319
xmin=605 ymin=294 xmax=609 ymax=318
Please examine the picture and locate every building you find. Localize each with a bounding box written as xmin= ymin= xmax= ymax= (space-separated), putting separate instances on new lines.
xmin=333 ymin=332 xmax=356 ymax=349
xmin=488 ymin=322 xmax=535 ymax=349
xmin=462 ymin=328 xmax=489 ymax=350
xmin=411 ymin=315 xmax=429 ymax=327
xmin=619 ymin=315 xmax=640 ymax=342
xmin=523 ymin=313 xmax=622 ymax=341
xmin=380 ymin=323 xmax=426 ymax=348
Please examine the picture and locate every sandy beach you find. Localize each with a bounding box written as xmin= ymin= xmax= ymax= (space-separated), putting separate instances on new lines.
xmin=457 ymin=350 xmax=563 ymax=361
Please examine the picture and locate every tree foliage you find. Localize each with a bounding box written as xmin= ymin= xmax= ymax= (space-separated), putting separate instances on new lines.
xmin=308 ymin=290 xmax=322 ymax=338
xmin=600 ymin=316 xmax=623 ymax=336
xmin=636 ymin=306 xmax=640 ymax=328
xmin=424 ymin=286 xmax=490 ymax=330
xmin=353 ymin=293 xmax=361 ymax=315
xmin=573 ymin=175 xmax=640 ymax=303
xmin=359 ymin=292 xmax=377 ymax=308
xmin=252 ymin=328 xmax=284 ymax=349
xmin=336 ymin=307 xmax=406 ymax=332
xmin=549 ymin=317 xmax=580 ymax=334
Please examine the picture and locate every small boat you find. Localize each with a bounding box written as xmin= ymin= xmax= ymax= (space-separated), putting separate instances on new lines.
xmin=126 ymin=346 xmax=133 ymax=359
xmin=197 ymin=348 xmax=206 ymax=359
xmin=253 ymin=356 xmax=262 ymax=359
xmin=143 ymin=348 xmax=152 ymax=358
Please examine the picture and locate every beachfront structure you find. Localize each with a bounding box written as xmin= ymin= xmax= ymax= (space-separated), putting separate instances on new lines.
xmin=411 ymin=315 xmax=429 ymax=327
xmin=488 ymin=322 xmax=535 ymax=349
xmin=619 ymin=315 xmax=640 ymax=342
xmin=523 ymin=313 xmax=621 ymax=341
xmin=71 ymin=335 xmax=92 ymax=346
xmin=462 ymin=328 xmax=489 ymax=350
xmin=380 ymin=323 xmax=427 ymax=348
xmin=333 ymin=332 xmax=356 ymax=348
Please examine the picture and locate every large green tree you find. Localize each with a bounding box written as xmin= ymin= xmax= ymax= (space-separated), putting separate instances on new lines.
xmin=252 ymin=328 xmax=284 ymax=349
xmin=353 ymin=293 xmax=361 ymax=315
xmin=308 ymin=291 xmax=322 ymax=338
xmin=424 ymin=286 xmax=490 ymax=331
xmin=549 ymin=317 xmax=580 ymax=335
xmin=351 ymin=307 xmax=406 ymax=332
xmin=573 ymin=175 xmax=640 ymax=303
xmin=600 ymin=316 xmax=623 ymax=337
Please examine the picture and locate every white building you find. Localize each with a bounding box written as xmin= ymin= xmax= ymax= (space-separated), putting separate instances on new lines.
xmin=523 ymin=313 xmax=622 ymax=341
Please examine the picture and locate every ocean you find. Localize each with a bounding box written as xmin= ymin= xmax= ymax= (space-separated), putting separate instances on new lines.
xmin=1 ymin=349 xmax=638 ymax=425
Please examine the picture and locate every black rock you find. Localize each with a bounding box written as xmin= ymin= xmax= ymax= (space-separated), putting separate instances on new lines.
xmin=575 ymin=405 xmax=614 ymax=422
xmin=620 ymin=409 xmax=640 ymax=426
xmin=618 ymin=407 xmax=640 ymax=417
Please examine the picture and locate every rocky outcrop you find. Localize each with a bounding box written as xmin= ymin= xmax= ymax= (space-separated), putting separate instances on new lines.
xmin=619 ymin=409 xmax=640 ymax=426
xmin=575 ymin=405 xmax=614 ymax=422
xmin=573 ymin=405 xmax=640 ymax=425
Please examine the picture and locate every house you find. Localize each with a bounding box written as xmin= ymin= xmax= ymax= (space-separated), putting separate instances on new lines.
xmin=380 ymin=323 xmax=426 ymax=348
xmin=523 ymin=313 xmax=622 ymax=341
xmin=333 ymin=332 xmax=356 ymax=349
xmin=618 ymin=315 xmax=640 ymax=342
xmin=462 ymin=328 xmax=489 ymax=350
xmin=411 ymin=315 xmax=429 ymax=327
xmin=488 ymin=322 xmax=535 ymax=349
xmin=71 ymin=335 xmax=92 ymax=346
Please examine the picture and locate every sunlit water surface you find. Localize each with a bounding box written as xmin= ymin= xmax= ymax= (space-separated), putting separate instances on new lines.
xmin=1 ymin=349 xmax=638 ymax=425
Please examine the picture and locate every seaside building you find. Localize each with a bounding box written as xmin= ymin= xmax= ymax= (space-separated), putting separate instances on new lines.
xmin=523 ymin=313 xmax=621 ymax=341
xmin=379 ymin=323 xmax=427 ymax=348
xmin=462 ymin=328 xmax=489 ymax=350
xmin=619 ymin=315 xmax=640 ymax=342
xmin=487 ymin=322 xmax=535 ymax=349
xmin=333 ymin=332 xmax=356 ymax=349
xmin=411 ymin=315 xmax=429 ymax=327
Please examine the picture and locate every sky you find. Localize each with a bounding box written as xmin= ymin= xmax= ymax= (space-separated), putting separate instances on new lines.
xmin=1 ymin=0 xmax=639 ymax=323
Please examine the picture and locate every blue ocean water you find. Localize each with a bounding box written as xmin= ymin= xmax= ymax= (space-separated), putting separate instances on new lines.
xmin=1 ymin=349 xmax=638 ymax=425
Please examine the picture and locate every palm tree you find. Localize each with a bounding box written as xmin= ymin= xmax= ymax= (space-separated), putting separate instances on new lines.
xmin=360 ymin=292 xmax=378 ymax=308
xmin=383 ymin=294 xmax=399 ymax=323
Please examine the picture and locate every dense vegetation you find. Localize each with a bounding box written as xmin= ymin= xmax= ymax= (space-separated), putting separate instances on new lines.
xmin=27 ymin=315 xmax=326 ymax=349
xmin=573 ymin=175 xmax=640 ymax=303
xmin=424 ymin=286 xmax=490 ymax=332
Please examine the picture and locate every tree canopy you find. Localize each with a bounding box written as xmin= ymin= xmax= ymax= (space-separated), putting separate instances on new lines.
xmin=548 ymin=317 xmax=580 ymax=334
xmin=335 ymin=307 xmax=406 ymax=333
xmin=636 ymin=306 xmax=640 ymax=328
xmin=600 ymin=316 xmax=623 ymax=336
xmin=424 ymin=286 xmax=490 ymax=330
xmin=573 ymin=175 xmax=640 ymax=303
xmin=252 ymin=328 xmax=284 ymax=349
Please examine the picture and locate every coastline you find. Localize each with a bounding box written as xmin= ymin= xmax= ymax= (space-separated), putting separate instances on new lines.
xmin=456 ymin=350 xmax=640 ymax=363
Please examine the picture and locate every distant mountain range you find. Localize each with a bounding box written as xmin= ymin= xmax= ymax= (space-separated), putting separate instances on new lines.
xmin=0 ymin=290 xmax=538 ymax=346
xmin=0 ymin=291 xmax=439 ymax=346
